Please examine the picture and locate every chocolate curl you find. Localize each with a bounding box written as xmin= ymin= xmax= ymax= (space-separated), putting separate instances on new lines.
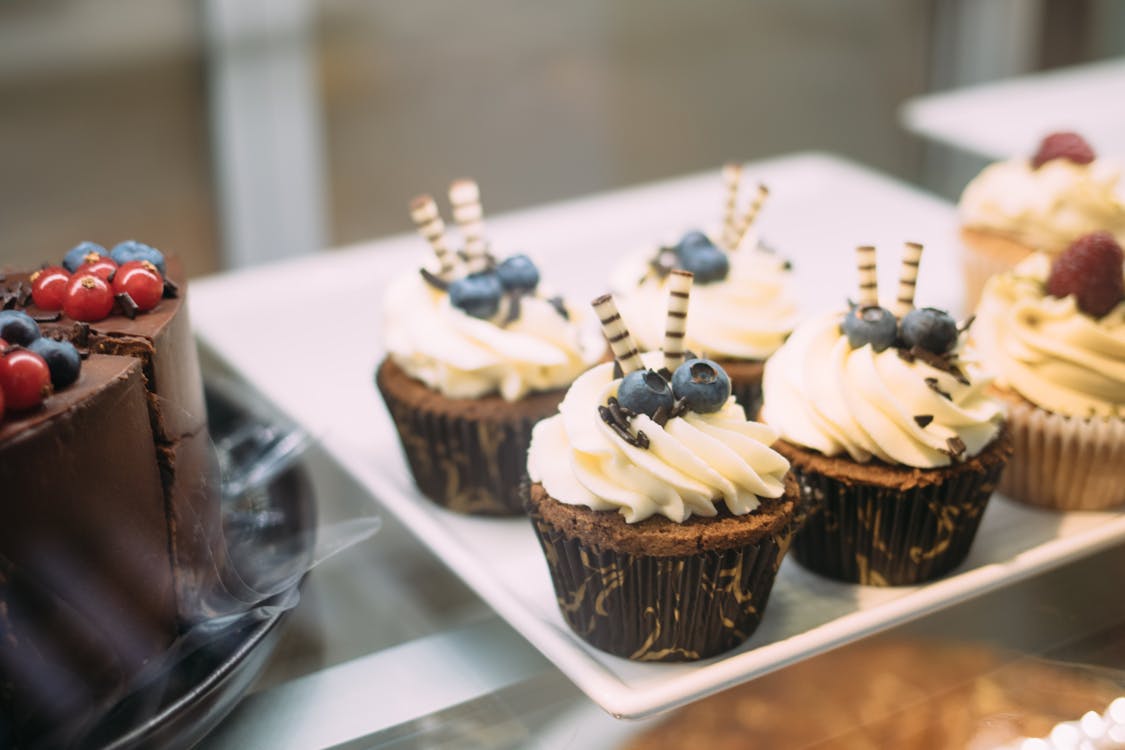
xmin=662 ymin=270 xmax=693 ymax=372
xmin=592 ymin=294 xmax=644 ymax=375
xmin=449 ymin=179 xmax=489 ymax=274
xmin=409 ymin=194 xmax=456 ymax=279
xmin=720 ymin=163 xmax=742 ymax=251
xmin=894 ymin=241 xmax=924 ymax=318
xmin=732 ymin=183 xmax=769 ymax=250
xmin=856 ymin=245 xmax=879 ymax=308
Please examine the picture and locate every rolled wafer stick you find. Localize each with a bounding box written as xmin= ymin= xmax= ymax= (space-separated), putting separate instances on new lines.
xmin=409 ymin=194 xmax=456 ymax=279
xmin=733 ymin=183 xmax=769 ymax=250
xmin=856 ymin=245 xmax=879 ymax=307
xmin=721 ymin=163 xmax=742 ymax=251
xmin=592 ymin=294 xmax=644 ymax=375
xmin=449 ymin=179 xmax=489 ymax=274
xmin=894 ymin=241 xmax=924 ymax=318
xmin=662 ymin=270 xmax=693 ymax=372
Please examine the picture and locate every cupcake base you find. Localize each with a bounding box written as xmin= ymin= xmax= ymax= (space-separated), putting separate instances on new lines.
xmin=992 ymin=389 xmax=1125 ymax=511
xmin=960 ymin=227 xmax=1037 ymax=313
xmin=376 ymin=358 xmax=565 ymax=515
xmin=716 ymin=357 xmax=765 ymax=420
xmin=775 ymin=433 xmax=1011 ymax=586
xmin=524 ymin=480 xmax=797 ymax=662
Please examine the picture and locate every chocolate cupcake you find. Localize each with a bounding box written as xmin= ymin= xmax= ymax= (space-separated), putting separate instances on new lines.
xmin=377 ymin=182 xmax=603 ymax=515
xmin=959 ymin=132 xmax=1125 ymax=311
xmin=525 ymin=277 xmax=798 ymax=661
xmin=973 ymin=235 xmax=1125 ymax=510
xmin=761 ymin=243 xmax=1010 ymax=586
xmin=611 ymin=164 xmax=799 ymax=417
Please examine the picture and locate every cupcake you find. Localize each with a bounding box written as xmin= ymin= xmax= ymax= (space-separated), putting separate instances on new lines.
xmin=761 ymin=243 xmax=1010 ymax=586
xmin=973 ymin=232 xmax=1125 ymax=510
xmin=612 ymin=163 xmax=799 ymax=417
xmin=525 ymin=274 xmax=799 ymax=661
xmin=959 ymin=131 xmax=1125 ymax=311
xmin=376 ymin=180 xmax=604 ymax=515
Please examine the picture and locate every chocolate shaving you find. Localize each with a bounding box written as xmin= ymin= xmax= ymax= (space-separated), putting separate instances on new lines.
xmin=15 ymin=282 xmax=31 ymax=307
xmin=945 ymin=436 xmax=967 ymax=459
xmin=73 ymin=322 xmax=90 ymax=347
xmin=782 ymin=259 xmax=794 ymax=271
xmin=606 ymin=397 xmax=631 ymax=431
xmin=600 ymin=397 xmax=652 ymax=449
xmin=31 ymin=312 xmax=61 ymax=324
xmin=547 ymin=295 xmax=569 ymax=320
xmin=913 ymin=414 xmax=934 ymax=428
xmin=652 ymin=404 xmax=669 ymax=427
xmin=419 ymin=268 xmax=449 ymax=291
xmin=924 ymin=377 xmax=952 ymax=401
xmin=116 ymin=292 xmax=139 ymax=320
xmin=647 ymin=248 xmax=677 ymax=280
xmin=897 ymin=348 xmax=915 ymax=364
xmin=958 ymin=314 xmax=976 ymax=334
xmin=908 ymin=346 xmax=970 ymax=385
xmin=162 ymin=278 xmax=180 ymax=299
xmin=502 ymin=291 xmax=523 ymax=326
xmin=668 ymin=397 xmax=688 ymax=420
xmin=612 ymin=360 xmax=624 ymax=379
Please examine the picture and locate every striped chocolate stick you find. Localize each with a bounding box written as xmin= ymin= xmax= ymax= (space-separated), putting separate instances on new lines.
xmin=856 ymin=245 xmax=879 ymax=307
xmin=894 ymin=241 xmax=924 ymax=318
xmin=592 ymin=294 xmax=644 ymax=375
xmin=409 ymin=194 xmax=456 ymax=279
xmin=449 ymin=179 xmax=489 ymax=274
xmin=662 ymin=270 xmax=693 ymax=372
xmin=733 ymin=183 xmax=769 ymax=250
xmin=721 ymin=163 xmax=743 ymax=251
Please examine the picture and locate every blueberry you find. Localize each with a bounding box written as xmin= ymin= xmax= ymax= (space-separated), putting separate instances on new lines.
xmin=671 ymin=358 xmax=731 ymax=413
xmin=899 ymin=307 xmax=958 ymax=354
xmin=678 ymin=246 xmax=730 ymax=284
xmin=617 ymin=369 xmax=674 ymax=419
xmin=496 ymin=254 xmax=539 ymax=292
xmin=62 ymin=242 xmax=109 ymax=273
xmin=675 ymin=230 xmax=715 ymax=254
xmin=448 ymin=271 xmax=503 ymax=319
xmin=110 ymin=240 xmax=166 ymax=277
xmin=840 ymin=305 xmax=897 ymax=352
xmin=28 ymin=338 xmax=81 ymax=389
xmin=0 ymin=310 xmax=41 ymax=347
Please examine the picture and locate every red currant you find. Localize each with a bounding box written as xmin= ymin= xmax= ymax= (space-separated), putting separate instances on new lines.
xmin=30 ymin=266 xmax=71 ymax=311
xmin=64 ymin=274 xmax=115 ymax=322
xmin=112 ymin=260 xmax=164 ymax=311
xmin=73 ymin=253 xmax=118 ymax=282
xmin=0 ymin=349 xmax=52 ymax=410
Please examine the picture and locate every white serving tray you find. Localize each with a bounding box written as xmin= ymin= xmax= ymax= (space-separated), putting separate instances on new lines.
xmin=191 ymin=153 xmax=1125 ymax=719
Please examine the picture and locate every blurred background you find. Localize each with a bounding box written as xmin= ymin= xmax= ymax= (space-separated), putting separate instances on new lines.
xmin=2 ymin=0 xmax=1124 ymax=277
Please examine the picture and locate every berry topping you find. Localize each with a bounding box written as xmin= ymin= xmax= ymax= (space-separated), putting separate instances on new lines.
xmin=110 ymin=240 xmax=167 ymax=277
xmin=496 ymin=254 xmax=540 ymax=292
xmin=1031 ymin=132 xmax=1096 ymax=169
xmin=0 ymin=311 xmax=42 ymax=347
xmin=899 ymin=307 xmax=959 ymax=354
xmin=0 ymin=348 xmax=52 ymax=411
xmin=30 ymin=266 xmax=71 ymax=311
xmin=840 ymin=305 xmax=897 ymax=352
xmin=64 ymin=274 xmax=115 ymax=322
xmin=670 ymin=358 xmax=731 ymax=413
xmin=674 ymin=232 xmax=729 ymax=284
xmin=62 ymin=242 xmax=109 ymax=273
xmin=112 ymin=260 xmax=164 ymax=311
xmin=617 ymin=368 xmax=675 ymax=419
xmin=28 ymin=338 xmax=81 ymax=389
xmin=1046 ymin=231 xmax=1125 ymax=317
xmin=73 ymin=254 xmax=118 ymax=282
xmin=448 ymin=271 xmax=503 ymax=319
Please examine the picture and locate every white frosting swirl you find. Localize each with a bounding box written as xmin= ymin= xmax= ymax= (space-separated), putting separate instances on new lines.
xmin=761 ymin=313 xmax=1005 ymax=468
xmin=960 ymin=158 xmax=1125 ymax=253
xmin=527 ymin=353 xmax=790 ymax=523
xmin=974 ymin=253 xmax=1125 ymax=417
xmin=611 ymin=232 xmax=799 ymax=361
xmin=384 ymin=270 xmax=604 ymax=401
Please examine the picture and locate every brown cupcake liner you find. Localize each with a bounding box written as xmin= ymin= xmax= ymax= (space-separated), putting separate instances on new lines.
xmin=960 ymin=227 xmax=1035 ymax=313
xmin=376 ymin=361 xmax=562 ymax=516
xmin=525 ymin=489 xmax=793 ymax=661
xmin=999 ymin=397 xmax=1125 ymax=511
xmin=788 ymin=458 xmax=1006 ymax=586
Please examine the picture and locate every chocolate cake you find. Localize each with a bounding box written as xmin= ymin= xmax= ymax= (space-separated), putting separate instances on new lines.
xmin=0 ymin=251 xmax=222 ymax=743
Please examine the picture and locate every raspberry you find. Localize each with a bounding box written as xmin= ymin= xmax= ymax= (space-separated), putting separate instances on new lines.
xmin=1031 ymin=132 xmax=1096 ymax=169
xmin=1046 ymin=231 xmax=1125 ymax=318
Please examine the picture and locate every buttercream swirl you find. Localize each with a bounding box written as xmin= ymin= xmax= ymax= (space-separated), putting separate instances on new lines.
xmin=611 ymin=232 xmax=799 ymax=361
xmin=761 ymin=313 xmax=1005 ymax=468
xmin=974 ymin=253 xmax=1125 ymax=417
xmin=960 ymin=158 xmax=1125 ymax=253
xmin=384 ymin=269 xmax=604 ymax=401
xmin=527 ymin=354 xmax=790 ymax=523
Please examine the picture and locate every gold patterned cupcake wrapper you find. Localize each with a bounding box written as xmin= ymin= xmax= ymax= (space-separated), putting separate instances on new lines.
xmin=788 ymin=460 xmax=1005 ymax=586
xmin=1000 ymin=400 xmax=1125 ymax=511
